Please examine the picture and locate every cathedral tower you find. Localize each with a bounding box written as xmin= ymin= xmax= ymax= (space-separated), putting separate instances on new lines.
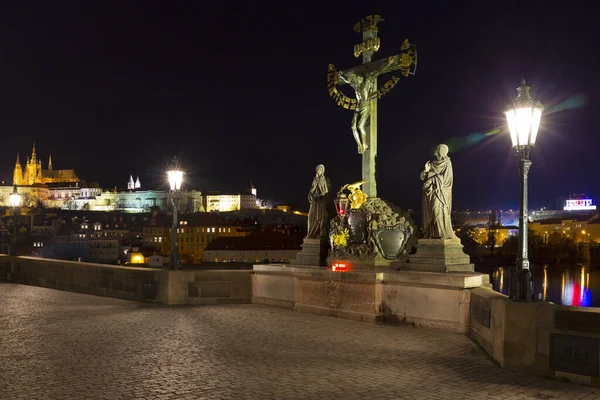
xmin=31 ymin=142 xmax=37 ymax=164
xmin=13 ymin=153 xmax=23 ymax=185
xmin=24 ymin=143 xmax=36 ymax=185
xmin=128 ymin=175 xmax=135 ymax=190
xmin=12 ymin=142 xmax=79 ymax=186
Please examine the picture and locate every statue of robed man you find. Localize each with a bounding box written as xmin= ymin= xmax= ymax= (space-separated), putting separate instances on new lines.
xmin=420 ymin=144 xmax=459 ymax=242
xmin=306 ymin=164 xmax=331 ymax=239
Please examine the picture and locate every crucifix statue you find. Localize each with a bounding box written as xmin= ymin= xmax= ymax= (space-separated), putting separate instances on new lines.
xmin=327 ymin=15 xmax=417 ymax=198
xmin=338 ymin=56 xmax=396 ymax=155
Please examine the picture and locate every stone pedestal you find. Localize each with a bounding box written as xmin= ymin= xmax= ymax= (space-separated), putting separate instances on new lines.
xmin=289 ymin=238 xmax=328 ymax=267
xmin=252 ymin=264 xmax=489 ymax=333
xmin=401 ymin=238 xmax=474 ymax=273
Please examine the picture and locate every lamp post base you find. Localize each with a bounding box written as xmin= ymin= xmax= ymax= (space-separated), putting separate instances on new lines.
xmin=510 ymin=267 xmax=532 ymax=301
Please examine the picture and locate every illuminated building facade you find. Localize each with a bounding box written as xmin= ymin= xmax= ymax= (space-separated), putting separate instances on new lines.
xmin=13 ymin=143 xmax=79 ymax=186
xmin=142 ymin=213 xmax=248 ymax=263
xmin=530 ymin=214 xmax=600 ymax=243
xmin=470 ymin=226 xmax=518 ymax=247
xmin=206 ymin=194 xmax=258 ymax=212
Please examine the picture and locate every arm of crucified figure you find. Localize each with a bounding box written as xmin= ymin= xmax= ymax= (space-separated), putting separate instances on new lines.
xmin=337 ymin=72 xmax=350 ymax=84
xmin=366 ymin=56 xmax=396 ymax=80
xmin=378 ymin=56 xmax=397 ymax=76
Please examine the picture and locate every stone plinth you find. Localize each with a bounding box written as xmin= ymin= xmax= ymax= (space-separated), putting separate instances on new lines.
xmin=289 ymin=238 xmax=328 ymax=267
xmin=403 ymin=238 xmax=474 ymax=272
xmin=252 ymin=264 xmax=488 ymax=333
xmin=326 ymin=254 xmax=391 ymax=271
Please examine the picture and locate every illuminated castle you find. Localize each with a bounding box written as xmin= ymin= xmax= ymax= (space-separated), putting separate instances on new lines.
xmin=13 ymin=143 xmax=79 ymax=186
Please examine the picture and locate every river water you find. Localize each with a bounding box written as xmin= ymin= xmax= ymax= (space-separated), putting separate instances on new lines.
xmin=489 ymin=264 xmax=597 ymax=307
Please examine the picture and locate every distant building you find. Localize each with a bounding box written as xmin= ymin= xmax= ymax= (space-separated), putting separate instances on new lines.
xmin=530 ymin=213 xmax=600 ymax=243
xmin=142 ymin=213 xmax=249 ymax=263
xmin=204 ymin=183 xmax=263 ymax=212
xmin=32 ymin=211 xmax=147 ymax=263
xmin=206 ymin=193 xmax=258 ymax=212
xmin=127 ymin=175 xmax=142 ymax=190
xmin=13 ymin=143 xmax=79 ymax=186
xmin=148 ymin=254 xmax=166 ymax=268
xmin=203 ymin=227 xmax=303 ymax=263
xmin=470 ymin=226 xmax=518 ymax=247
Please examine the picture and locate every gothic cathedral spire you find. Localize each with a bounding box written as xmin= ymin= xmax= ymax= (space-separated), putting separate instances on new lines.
xmin=31 ymin=142 xmax=37 ymax=163
xmin=48 ymin=154 xmax=53 ymax=172
xmin=13 ymin=153 xmax=23 ymax=185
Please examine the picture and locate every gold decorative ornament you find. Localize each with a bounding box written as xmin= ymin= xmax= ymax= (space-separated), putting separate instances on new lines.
xmin=353 ymin=15 xmax=383 ymax=33
xmin=354 ymin=37 xmax=381 ymax=58
xmin=339 ymin=179 xmax=368 ymax=209
xmin=332 ymin=228 xmax=350 ymax=247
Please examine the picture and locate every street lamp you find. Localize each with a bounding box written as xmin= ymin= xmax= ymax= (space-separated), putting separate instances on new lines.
xmin=504 ymin=79 xmax=544 ymax=301
xmin=167 ymin=160 xmax=183 ymax=270
xmin=9 ymin=186 xmax=22 ymax=256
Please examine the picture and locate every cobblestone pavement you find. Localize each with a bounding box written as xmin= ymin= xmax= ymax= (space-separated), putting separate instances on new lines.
xmin=2 ymin=283 xmax=600 ymax=400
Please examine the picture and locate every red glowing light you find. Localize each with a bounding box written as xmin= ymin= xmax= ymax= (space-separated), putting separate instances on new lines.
xmin=334 ymin=196 xmax=350 ymax=217
xmin=332 ymin=262 xmax=347 ymax=272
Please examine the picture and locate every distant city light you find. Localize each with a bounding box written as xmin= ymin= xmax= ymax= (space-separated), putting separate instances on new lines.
xmin=564 ymin=198 xmax=596 ymax=211
xmin=9 ymin=186 xmax=21 ymax=208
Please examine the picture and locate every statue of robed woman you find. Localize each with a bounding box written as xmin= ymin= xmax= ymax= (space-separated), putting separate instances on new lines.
xmin=420 ymin=144 xmax=459 ymax=242
xmin=306 ymin=164 xmax=331 ymax=239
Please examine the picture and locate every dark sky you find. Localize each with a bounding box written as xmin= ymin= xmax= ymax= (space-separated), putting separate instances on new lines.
xmin=1 ymin=1 xmax=598 ymax=211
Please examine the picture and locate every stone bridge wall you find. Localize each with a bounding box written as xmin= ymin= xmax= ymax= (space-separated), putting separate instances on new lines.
xmin=470 ymin=287 xmax=600 ymax=387
xmin=0 ymin=255 xmax=251 ymax=305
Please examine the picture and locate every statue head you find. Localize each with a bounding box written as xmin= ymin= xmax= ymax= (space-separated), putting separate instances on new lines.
xmin=347 ymin=73 xmax=363 ymax=85
xmin=434 ymin=144 xmax=449 ymax=160
xmin=315 ymin=164 xmax=325 ymax=176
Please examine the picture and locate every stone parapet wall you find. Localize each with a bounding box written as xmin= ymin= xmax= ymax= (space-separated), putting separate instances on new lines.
xmin=470 ymin=287 xmax=600 ymax=387
xmin=165 ymin=269 xmax=252 ymax=305
xmin=0 ymin=255 xmax=164 ymax=303
xmin=0 ymin=256 xmax=251 ymax=306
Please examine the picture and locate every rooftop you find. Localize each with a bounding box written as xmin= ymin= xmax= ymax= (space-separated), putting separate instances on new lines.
xmin=205 ymin=229 xmax=303 ymax=251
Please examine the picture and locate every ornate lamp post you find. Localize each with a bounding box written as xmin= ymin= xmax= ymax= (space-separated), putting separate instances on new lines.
xmin=9 ymin=186 xmax=22 ymax=256
xmin=504 ymin=79 xmax=544 ymax=301
xmin=167 ymin=163 xmax=183 ymax=270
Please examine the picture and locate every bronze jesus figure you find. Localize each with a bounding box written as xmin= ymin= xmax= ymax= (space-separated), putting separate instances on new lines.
xmin=338 ymin=56 xmax=395 ymax=154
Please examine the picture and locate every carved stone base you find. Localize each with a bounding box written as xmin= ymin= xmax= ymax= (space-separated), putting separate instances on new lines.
xmin=289 ymin=238 xmax=329 ymax=267
xmin=327 ymin=198 xmax=417 ymax=272
xmin=326 ymin=253 xmax=391 ymax=271
xmin=399 ymin=238 xmax=474 ymax=273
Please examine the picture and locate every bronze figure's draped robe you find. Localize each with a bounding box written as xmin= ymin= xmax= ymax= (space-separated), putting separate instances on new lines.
xmin=306 ymin=165 xmax=331 ymax=239
xmin=420 ymin=145 xmax=458 ymax=241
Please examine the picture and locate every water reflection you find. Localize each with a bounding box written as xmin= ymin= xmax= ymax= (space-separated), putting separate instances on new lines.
xmin=561 ymin=266 xmax=591 ymax=307
xmin=490 ymin=264 xmax=594 ymax=307
xmin=543 ymin=266 xmax=547 ymax=301
xmin=494 ymin=267 xmax=505 ymax=293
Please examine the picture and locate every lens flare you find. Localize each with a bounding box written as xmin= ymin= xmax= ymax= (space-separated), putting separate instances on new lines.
xmin=446 ymin=128 xmax=500 ymax=152
xmin=545 ymin=94 xmax=588 ymax=114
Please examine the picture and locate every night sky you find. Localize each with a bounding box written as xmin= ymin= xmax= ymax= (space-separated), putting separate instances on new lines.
xmin=1 ymin=2 xmax=598 ymax=212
